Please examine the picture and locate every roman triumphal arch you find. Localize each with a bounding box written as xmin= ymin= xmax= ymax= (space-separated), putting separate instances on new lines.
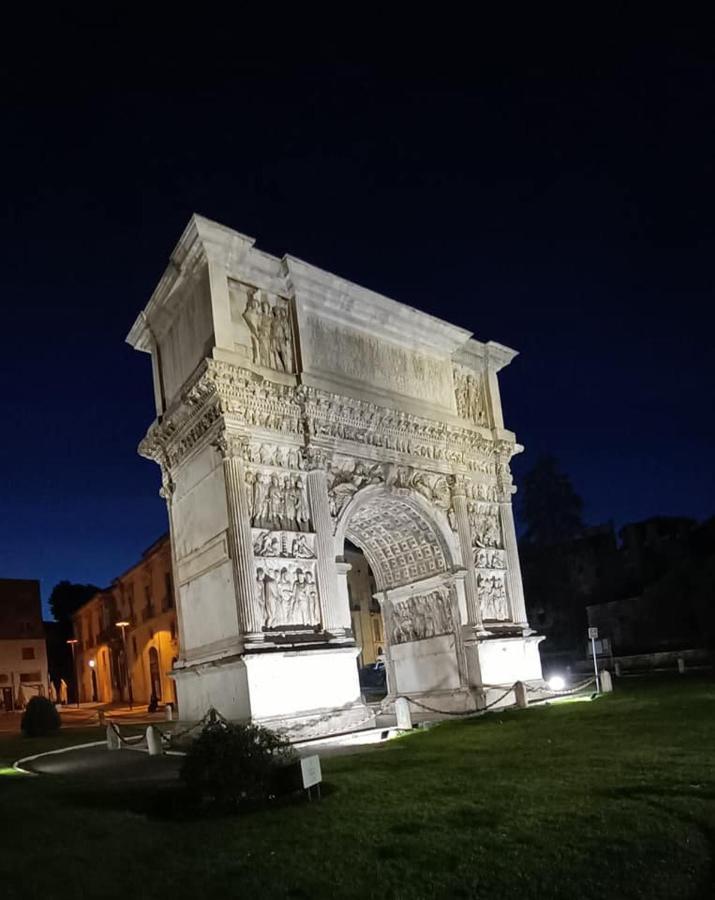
xmin=127 ymin=215 xmax=544 ymax=735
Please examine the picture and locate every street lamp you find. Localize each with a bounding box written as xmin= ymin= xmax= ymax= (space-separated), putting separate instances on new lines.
xmin=66 ymin=638 xmax=79 ymax=708
xmin=115 ymin=621 xmax=133 ymax=710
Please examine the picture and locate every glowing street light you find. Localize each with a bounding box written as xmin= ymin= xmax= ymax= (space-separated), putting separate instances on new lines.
xmin=66 ymin=638 xmax=79 ymax=708
xmin=116 ymin=621 xmax=133 ymax=710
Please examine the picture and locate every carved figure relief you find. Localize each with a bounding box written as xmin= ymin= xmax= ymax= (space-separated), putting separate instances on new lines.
xmin=454 ymin=367 xmax=487 ymax=425
xmin=242 ymin=290 xmax=295 ymax=373
xmin=245 ymin=470 xmax=311 ymax=531
xmin=467 ymin=503 xmax=502 ymax=549
xmin=327 ymin=460 xmax=384 ymax=517
xmin=477 ymin=573 xmax=509 ymax=621
xmin=255 ymin=562 xmax=320 ymax=628
xmin=474 ymin=548 xmax=506 ymax=569
xmin=390 ymin=587 xmax=455 ymax=644
xmin=243 ymin=443 xmax=304 ymax=469
xmin=253 ymin=530 xmax=316 ymax=559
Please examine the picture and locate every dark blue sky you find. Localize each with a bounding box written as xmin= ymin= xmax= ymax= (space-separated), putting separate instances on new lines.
xmin=2 ymin=19 xmax=714 ymax=616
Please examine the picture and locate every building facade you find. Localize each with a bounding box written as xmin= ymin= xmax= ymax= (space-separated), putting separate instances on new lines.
xmin=72 ymin=536 xmax=178 ymax=706
xmin=0 ymin=579 xmax=49 ymax=711
xmin=127 ymin=215 xmax=543 ymax=734
xmin=346 ymin=544 xmax=385 ymax=667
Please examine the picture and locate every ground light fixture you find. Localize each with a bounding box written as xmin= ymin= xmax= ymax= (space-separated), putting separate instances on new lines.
xmin=548 ymin=675 xmax=566 ymax=692
xmin=115 ymin=620 xmax=134 ymax=709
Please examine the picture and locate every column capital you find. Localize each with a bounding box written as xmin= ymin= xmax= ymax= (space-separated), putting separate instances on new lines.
xmin=214 ymin=431 xmax=249 ymax=460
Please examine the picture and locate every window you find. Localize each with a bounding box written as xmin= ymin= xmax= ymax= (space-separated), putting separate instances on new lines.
xmin=0 ymin=673 xmax=8 ymax=683
xmin=132 ymin=635 xmax=137 ymax=655
xmin=21 ymin=647 xmax=35 ymax=660
xmin=20 ymin=672 xmax=41 ymax=683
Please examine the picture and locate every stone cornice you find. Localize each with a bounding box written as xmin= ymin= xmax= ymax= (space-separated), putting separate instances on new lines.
xmin=137 ymin=358 xmax=520 ymax=478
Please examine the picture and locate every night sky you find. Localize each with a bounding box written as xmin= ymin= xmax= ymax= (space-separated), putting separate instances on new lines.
xmin=2 ymin=18 xmax=714 ymax=616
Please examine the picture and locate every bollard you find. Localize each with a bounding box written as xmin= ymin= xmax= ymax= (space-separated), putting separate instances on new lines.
xmin=394 ymin=697 xmax=413 ymax=730
xmin=165 ymin=703 xmax=173 ymax=722
xmin=514 ymin=681 xmax=529 ymax=708
xmin=106 ymin=724 xmax=120 ymax=751
xmin=600 ymin=670 xmax=613 ymax=693
xmin=614 ymin=660 xmax=622 ymax=677
xmin=678 ymin=657 xmax=686 ymax=674
xmin=146 ymin=725 xmax=163 ymax=756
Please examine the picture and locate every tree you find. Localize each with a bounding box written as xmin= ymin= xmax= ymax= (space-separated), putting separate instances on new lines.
xmin=520 ymin=456 xmax=584 ymax=546
xmin=48 ymin=581 xmax=101 ymax=629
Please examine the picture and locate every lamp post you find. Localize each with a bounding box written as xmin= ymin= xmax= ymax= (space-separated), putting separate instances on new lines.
xmin=115 ymin=621 xmax=133 ymax=710
xmin=66 ymin=638 xmax=79 ymax=707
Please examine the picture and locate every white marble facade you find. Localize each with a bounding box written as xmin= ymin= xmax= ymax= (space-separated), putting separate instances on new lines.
xmin=127 ymin=215 xmax=543 ymax=733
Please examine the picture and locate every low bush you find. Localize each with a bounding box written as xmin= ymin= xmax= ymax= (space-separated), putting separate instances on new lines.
xmin=21 ymin=696 xmax=61 ymax=737
xmin=180 ymin=711 xmax=296 ymax=811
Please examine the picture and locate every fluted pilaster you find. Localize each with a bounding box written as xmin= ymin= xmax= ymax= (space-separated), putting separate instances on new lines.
xmin=451 ymin=488 xmax=485 ymax=632
xmin=222 ymin=450 xmax=264 ymax=636
xmin=306 ymin=467 xmax=350 ymax=634
xmin=499 ymin=501 xmax=529 ymax=628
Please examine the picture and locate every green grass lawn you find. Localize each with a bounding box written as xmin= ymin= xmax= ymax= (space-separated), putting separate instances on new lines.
xmin=1 ymin=676 xmax=713 ymax=899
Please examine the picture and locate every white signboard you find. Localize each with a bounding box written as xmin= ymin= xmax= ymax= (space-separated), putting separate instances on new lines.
xmin=588 ymin=627 xmax=599 ymax=640
xmin=300 ymin=755 xmax=322 ymax=789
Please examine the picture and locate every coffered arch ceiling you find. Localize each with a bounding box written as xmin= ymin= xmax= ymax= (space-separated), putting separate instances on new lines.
xmin=344 ymin=494 xmax=450 ymax=591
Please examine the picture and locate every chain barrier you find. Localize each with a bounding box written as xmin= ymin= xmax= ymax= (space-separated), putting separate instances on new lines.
xmin=108 ymin=676 xmax=598 ymax=750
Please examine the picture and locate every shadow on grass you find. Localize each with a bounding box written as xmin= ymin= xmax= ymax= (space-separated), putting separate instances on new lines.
xmin=58 ymin=777 xmax=338 ymax=822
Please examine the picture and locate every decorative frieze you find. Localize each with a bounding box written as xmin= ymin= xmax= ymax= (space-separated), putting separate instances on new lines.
xmin=252 ymin=529 xmax=316 ymax=559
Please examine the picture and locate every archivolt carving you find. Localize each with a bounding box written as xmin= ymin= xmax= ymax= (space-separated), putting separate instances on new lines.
xmin=255 ymin=561 xmax=319 ymax=628
xmin=327 ymin=460 xmax=385 ymax=517
xmin=390 ymin=587 xmax=455 ymax=644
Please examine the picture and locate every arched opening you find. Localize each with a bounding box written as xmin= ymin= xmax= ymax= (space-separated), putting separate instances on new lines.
xmin=336 ymin=485 xmax=463 ymax=704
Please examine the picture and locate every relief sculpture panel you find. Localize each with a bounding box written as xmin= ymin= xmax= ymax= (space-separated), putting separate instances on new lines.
xmin=390 ymin=587 xmax=455 ymax=645
xmin=255 ymin=561 xmax=320 ymax=628
xmin=245 ymin=470 xmax=311 ymax=531
xmin=477 ymin=572 xmax=509 ymax=621
xmin=242 ymin=289 xmax=295 ymax=373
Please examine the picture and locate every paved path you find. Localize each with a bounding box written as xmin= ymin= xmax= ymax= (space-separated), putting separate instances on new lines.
xmin=22 ymin=743 xmax=184 ymax=782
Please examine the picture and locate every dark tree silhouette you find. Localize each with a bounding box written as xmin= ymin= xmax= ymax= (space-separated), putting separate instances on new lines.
xmin=520 ymin=456 xmax=584 ymax=545
xmin=48 ymin=580 xmax=101 ymax=628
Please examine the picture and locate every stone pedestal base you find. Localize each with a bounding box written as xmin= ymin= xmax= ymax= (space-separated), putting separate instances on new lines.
xmin=173 ymin=645 xmax=370 ymax=739
xmin=473 ymin=633 xmax=545 ymax=710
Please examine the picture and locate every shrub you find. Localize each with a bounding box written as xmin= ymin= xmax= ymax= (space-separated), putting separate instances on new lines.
xmin=21 ymin=696 xmax=61 ymax=737
xmin=180 ymin=711 xmax=296 ymax=811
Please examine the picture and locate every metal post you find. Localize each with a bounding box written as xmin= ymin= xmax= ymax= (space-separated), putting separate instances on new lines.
xmin=590 ymin=635 xmax=601 ymax=693
xmin=67 ymin=639 xmax=79 ymax=707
